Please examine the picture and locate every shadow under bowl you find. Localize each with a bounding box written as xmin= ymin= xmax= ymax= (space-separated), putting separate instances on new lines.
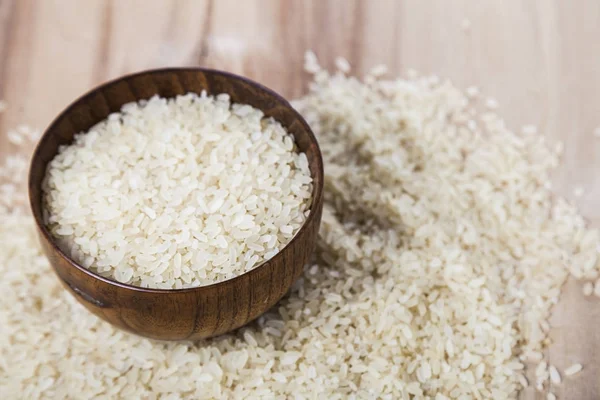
xmin=28 ymin=68 xmax=324 ymax=341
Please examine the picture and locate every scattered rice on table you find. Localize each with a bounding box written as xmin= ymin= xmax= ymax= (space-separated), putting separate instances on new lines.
xmin=548 ymin=365 xmax=561 ymax=385
xmin=582 ymin=281 xmax=594 ymax=296
xmin=595 ymin=279 xmax=600 ymax=297
xmin=563 ymin=363 xmax=583 ymax=377
xmin=1 ymin=54 xmax=599 ymax=399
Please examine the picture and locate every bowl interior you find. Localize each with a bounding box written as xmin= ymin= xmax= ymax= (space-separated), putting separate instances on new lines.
xmin=28 ymin=68 xmax=323 ymax=292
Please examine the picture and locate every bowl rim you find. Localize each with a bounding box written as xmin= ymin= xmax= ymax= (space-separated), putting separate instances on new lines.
xmin=29 ymin=67 xmax=324 ymax=294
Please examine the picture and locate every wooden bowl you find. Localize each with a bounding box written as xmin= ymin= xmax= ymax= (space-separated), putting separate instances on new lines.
xmin=28 ymin=68 xmax=324 ymax=341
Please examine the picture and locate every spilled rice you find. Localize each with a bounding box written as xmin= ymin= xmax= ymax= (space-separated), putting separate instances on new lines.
xmin=1 ymin=55 xmax=599 ymax=399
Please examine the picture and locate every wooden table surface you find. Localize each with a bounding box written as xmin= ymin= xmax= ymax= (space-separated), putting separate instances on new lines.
xmin=1 ymin=1 xmax=598 ymax=398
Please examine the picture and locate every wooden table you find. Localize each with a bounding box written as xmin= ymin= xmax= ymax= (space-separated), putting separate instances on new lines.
xmin=1 ymin=1 xmax=598 ymax=398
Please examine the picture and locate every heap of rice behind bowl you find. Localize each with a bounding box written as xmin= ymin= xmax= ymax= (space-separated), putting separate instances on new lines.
xmin=41 ymin=92 xmax=313 ymax=289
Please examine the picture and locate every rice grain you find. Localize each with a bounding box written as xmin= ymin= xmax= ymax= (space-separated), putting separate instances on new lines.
xmin=564 ymin=363 xmax=583 ymax=377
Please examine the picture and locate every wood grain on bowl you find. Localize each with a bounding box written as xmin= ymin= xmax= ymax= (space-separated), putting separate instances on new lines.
xmin=28 ymin=69 xmax=324 ymax=340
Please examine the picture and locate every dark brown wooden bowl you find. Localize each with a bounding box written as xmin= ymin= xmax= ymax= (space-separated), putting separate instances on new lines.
xmin=28 ymin=68 xmax=323 ymax=341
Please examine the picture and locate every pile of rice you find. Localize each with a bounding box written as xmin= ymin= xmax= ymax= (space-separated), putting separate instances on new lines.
xmin=1 ymin=55 xmax=599 ymax=399
xmin=42 ymin=93 xmax=313 ymax=289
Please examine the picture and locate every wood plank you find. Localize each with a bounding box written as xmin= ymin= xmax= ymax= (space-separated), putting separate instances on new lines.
xmin=1 ymin=1 xmax=598 ymax=398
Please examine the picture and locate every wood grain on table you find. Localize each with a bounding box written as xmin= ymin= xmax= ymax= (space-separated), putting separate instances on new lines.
xmin=1 ymin=1 xmax=599 ymax=398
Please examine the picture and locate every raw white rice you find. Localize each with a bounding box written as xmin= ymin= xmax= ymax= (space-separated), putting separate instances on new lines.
xmin=334 ymin=57 xmax=351 ymax=74
xmin=517 ymin=374 xmax=529 ymax=388
xmin=367 ymin=64 xmax=388 ymax=78
xmin=461 ymin=18 xmax=472 ymax=31
xmin=521 ymin=124 xmax=538 ymax=135
xmin=549 ymin=365 xmax=561 ymax=385
xmin=7 ymin=130 xmax=24 ymax=145
xmin=594 ymin=278 xmax=600 ymax=297
xmin=485 ymin=97 xmax=499 ymax=110
xmin=1 ymin=55 xmax=598 ymax=398
xmin=466 ymin=86 xmax=480 ymax=98
xmin=42 ymin=93 xmax=313 ymax=289
xmin=564 ymin=363 xmax=583 ymax=377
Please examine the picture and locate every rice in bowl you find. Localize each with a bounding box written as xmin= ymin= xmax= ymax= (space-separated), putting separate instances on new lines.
xmin=41 ymin=92 xmax=313 ymax=289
